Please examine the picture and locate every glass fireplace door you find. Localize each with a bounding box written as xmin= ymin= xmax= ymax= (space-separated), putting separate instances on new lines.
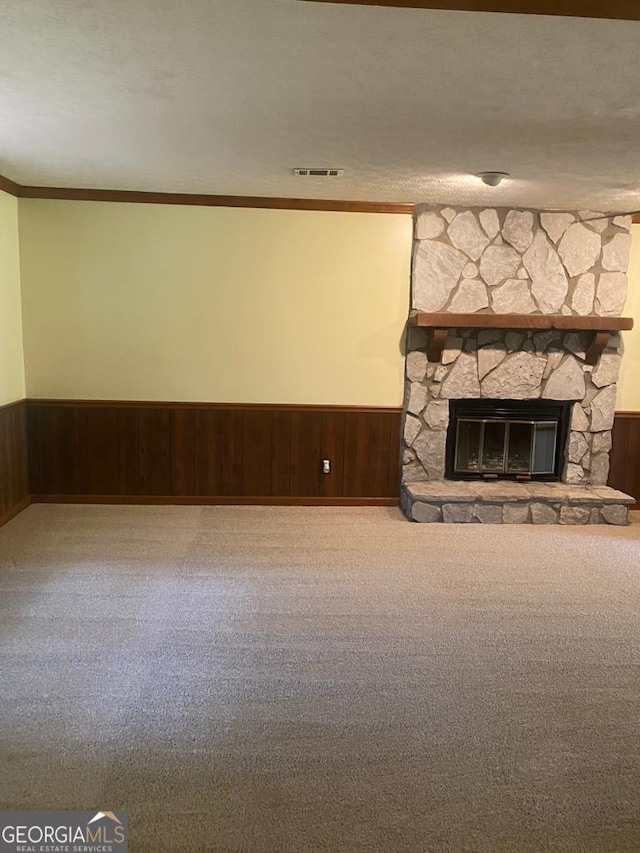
xmin=454 ymin=419 xmax=558 ymax=477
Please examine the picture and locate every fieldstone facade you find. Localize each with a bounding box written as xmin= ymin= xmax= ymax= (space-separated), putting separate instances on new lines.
xmin=402 ymin=205 xmax=635 ymax=524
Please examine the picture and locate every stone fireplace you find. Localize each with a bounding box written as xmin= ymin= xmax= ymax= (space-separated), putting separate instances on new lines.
xmin=400 ymin=204 xmax=635 ymax=524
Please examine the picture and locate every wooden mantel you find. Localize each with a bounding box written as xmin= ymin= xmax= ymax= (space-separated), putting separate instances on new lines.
xmin=408 ymin=311 xmax=634 ymax=366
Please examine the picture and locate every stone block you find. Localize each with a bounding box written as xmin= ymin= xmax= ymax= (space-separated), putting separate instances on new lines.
xmin=559 ymin=506 xmax=590 ymax=525
xmin=533 ymin=331 xmax=561 ymax=352
xmin=412 ymin=502 xmax=442 ymax=523
xmin=590 ymin=386 xmax=617 ymax=432
xmin=406 ymin=350 xmax=427 ymax=382
xmin=479 ymin=208 xmax=500 ymax=238
xmin=602 ymin=233 xmax=631 ymax=272
xmin=589 ymin=453 xmax=610 ymax=486
xmin=568 ymin=432 xmax=589 ymax=464
xmin=557 ymin=222 xmax=602 ymax=277
xmin=596 ymin=272 xmax=627 ymax=317
xmin=413 ymin=240 xmax=467 ymax=311
xmin=402 ymin=461 xmax=427 ymax=483
xmin=424 ymin=400 xmax=449 ymax=430
xmin=448 ymin=211 xmax=491 ymax=261
xmin=530 ymin=503 xmax=559 ymax=524
xmin=505 ymin=331 xmax=525 ymax=352
xmin=413 ymin=430 xmax=447 ymax=480
xmin=403 ymin=415 xmax=421 ymax=446
xmin=570 ymin=402 xmax=590 ymax=432
xmin=591 ymin=353 xmax=620 ymax=388
xmin=463 ymin=262 xmax=478 ymax=278
xmin=441 ymin=352 xmax=481 ymax=399
xmin=433 ymin=364 xmax=448 ymax=382
xmin=407 ymin=382 xmax=427 ymax=415
xmin=502 ymin=503 xmax=530 ymax=524
xmin=442 ymin=503 xmax=474 ymax=523
xmin=601 ymin=505 xmax=629 ymax=526
xmin=491 ymin=279 xmax=536 ymax=313
xmin=503 ymin=209 xmax=534 ymax=253
xmin=479 ymin=244 xmax=520 ymax=286
xmin=481 ymin=351 xmax=545 ymax=399
xmin=473 ymin=504 xmax=503 ymax=524
xmin=416 ymin=210 xmax=445 ymax=240
xmin=571 ymin=274 xmax=595 ymax=315
xmin=449 ymin=278 xmax=489 ymax=312
xmin=523 ymin=231 xmax=568 ymax=313
xmin=565 ymin=463 xmax=585 ymax=484
xmin=591 ymin=431 xmax=612 ymax=454
xmin=542 ymin=355 xmax=586 ymax=400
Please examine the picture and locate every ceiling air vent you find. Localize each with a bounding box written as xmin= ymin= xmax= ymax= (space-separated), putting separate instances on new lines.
xmin=293 ymin=168 xmax=344 ymax=177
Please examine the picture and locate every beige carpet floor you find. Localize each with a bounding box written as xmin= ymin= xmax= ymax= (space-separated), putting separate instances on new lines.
xmin=1 ymin=504 xmax=640 ymax=852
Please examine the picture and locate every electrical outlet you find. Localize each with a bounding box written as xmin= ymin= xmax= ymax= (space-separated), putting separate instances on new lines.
xmin=322 ymin=459 xmax=331 ymax=474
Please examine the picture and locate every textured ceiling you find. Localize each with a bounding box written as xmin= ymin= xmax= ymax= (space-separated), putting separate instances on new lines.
xmin=1 ymin=0 xmax=640 ymax=210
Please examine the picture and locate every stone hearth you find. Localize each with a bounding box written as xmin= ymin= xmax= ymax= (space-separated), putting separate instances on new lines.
xmin=402 ymin=481 xmax=634 ymax=525
xmin=402 ymin=204 xmax=635 ymax=524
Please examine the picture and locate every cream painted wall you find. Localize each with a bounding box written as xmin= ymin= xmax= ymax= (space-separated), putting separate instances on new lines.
xmin=18 ymin=199 xmax=638 ymax=410
xmin=18 ymin=200 xmax=411 ymax=406
xmin=0 ymin=190 xmax=25 ymax=406
xmin=618 ymin=223 xmax=640 ymax=411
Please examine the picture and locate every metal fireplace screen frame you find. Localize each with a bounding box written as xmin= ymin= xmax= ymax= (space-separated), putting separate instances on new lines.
xmin=445 ymin=399 xmax=573 ymax=482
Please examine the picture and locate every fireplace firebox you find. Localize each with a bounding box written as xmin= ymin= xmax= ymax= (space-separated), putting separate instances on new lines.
xmin=445 ymin=399 xmax=572 ymax=482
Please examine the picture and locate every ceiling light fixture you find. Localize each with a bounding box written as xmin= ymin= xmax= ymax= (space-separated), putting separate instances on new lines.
xmin=477 ymin=171 xmax=510 ymax=187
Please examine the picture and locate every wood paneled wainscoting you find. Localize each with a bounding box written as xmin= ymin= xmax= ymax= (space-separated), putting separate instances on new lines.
xmin=609 ymin=412 xmax=640 ymax=510
xmin=26 ymin=401 xmax=402 ymax=505
xmin=16 ymin=400 xmax=640 ymax=513
xmin=0 ymin=400 xmax=30 ymax=526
